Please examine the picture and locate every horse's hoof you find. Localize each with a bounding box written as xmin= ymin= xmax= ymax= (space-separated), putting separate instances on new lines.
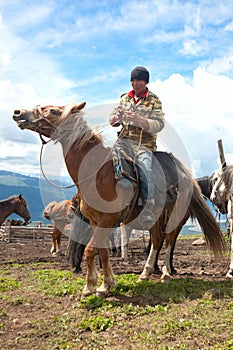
xmin=138 ymin=274 xmax=149 ymax=281
xmin=82 ymin=286 xmax=96 ymax=297
xmin=96 ymin=282 xmax=115 ymax=297
xmin=96 ymin=290 xmax=109 ymax=298
xmin=72 ymin=267 xmax=82 ymax=274
xmin=226 ymin=271 xmax=233 ymax=279
xmin=161 ymin=266 xmax=171 ymax=283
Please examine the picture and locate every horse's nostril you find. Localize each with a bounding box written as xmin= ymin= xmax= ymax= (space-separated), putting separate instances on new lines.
xmin=14 ymin=110 xmax=21 ymax=116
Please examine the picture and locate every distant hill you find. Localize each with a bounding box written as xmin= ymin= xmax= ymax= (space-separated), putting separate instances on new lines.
xmin=0 ymin=170 xmax=228 ymax=233
xmin=0 ymin=170 xmax=76 ymax=223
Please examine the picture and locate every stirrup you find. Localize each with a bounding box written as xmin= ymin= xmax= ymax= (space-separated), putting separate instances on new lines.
xmin=139 ymin=209 xmax=155 ymax=230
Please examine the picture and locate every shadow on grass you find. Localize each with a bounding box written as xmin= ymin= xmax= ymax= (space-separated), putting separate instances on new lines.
xmin=79 ymin=275 xmax=233 ymax=310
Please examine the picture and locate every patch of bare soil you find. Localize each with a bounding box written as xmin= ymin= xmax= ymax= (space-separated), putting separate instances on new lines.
xmin=0 ymin=235 xmax=230 ymax=278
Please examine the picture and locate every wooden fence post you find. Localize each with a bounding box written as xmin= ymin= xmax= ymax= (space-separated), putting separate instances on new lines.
xmin=217 ymin=139 xmax=226 ymax=169
xmin=120 ymin=223 xmax=128 ymax=258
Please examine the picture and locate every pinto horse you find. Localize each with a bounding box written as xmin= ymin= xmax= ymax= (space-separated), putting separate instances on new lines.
xmin=210 ymin=165 xmax=233 ymax=278
xmin=0 ymin=194 xmax=30 ymax=226
xmin=13 ymin=102 xmax=226 ymax=296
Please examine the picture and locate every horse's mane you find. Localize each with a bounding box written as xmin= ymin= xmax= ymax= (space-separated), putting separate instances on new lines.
xmin=52 ymin=102 xmax=103 ymax=154
xmin=222 ymin=165 xmax=233 ymax=191
xmin=0 ymin=195 xmax=18 ymax=203
xmin=196 ymin=176 xmax=212 ymax=198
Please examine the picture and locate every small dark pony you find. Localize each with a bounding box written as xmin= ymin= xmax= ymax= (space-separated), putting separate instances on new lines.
xmin=0 ymin=194 xmax=30 ymax=226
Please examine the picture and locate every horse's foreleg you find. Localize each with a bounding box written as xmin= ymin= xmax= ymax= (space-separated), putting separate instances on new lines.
xmin=51 ymin=228 xmax=57 ymax=255
xmin=226 ymin=217 xmax=233 ymax=278
xmin=82 ymin=245 xmax=98 ymax=296
xmin=96 ymin=248 xmax=115 ymax=297
xmin=51 ymin=227 xmax=62 ymax=255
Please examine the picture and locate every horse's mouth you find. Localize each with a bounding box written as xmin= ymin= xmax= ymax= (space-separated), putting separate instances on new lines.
xmin=23 ymin=219 xmax=31 ymax=226
xmin=12 ymin=110 xmax=33 ymax=129
xmin=16 ymin=120 xmax=30 ymax=129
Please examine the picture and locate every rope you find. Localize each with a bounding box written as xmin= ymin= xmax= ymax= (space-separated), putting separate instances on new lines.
xmin=39 ymin=123 xmax=120 ymax=190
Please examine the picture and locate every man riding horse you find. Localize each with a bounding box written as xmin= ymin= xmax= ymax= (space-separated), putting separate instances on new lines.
xmin=110 ymin=66 xmax=165 ymax=229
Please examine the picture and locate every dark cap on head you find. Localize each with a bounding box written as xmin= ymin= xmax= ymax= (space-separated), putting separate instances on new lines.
xmin=130 ymin=66 xmax=149 ymax=83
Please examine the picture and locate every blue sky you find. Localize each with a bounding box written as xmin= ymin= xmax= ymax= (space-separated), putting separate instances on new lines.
xmin=0 ymin=0 xmax=233 ymax=178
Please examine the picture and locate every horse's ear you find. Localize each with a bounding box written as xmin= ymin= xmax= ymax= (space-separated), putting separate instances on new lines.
xmin=71 ymin=102 xmax=86 ymax=113
xmin=19 ymin=194 xmax=22 ymax=200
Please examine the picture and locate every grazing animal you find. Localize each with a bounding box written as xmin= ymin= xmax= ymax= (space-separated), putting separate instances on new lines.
xmin=6 ymin=219 xmax=25 ymax=226
xmin=13 ymin=102 xmax=226 ymax=297
xmin=0 ymin=194 xmax=30 ymax=226
xmin=210 ymin=165 xmax=233 ymax=278
xmin=43 ymin=195 xmax=79 ymax=255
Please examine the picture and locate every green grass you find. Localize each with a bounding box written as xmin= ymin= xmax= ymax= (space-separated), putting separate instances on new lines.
xmin=0 ymin=262 xmax=233 ymax=350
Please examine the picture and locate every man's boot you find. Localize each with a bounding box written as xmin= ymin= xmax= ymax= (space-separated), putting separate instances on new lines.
xmin=139 ymin=199 xmax=155 ymax=230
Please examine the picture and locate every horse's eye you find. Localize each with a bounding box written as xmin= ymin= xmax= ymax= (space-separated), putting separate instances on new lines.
xmin=50 ymin=109 xmax=58 ymax=115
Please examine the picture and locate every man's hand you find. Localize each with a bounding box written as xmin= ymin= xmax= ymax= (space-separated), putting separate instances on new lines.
xmin=110 ymin=106 xmax=124 ymax=126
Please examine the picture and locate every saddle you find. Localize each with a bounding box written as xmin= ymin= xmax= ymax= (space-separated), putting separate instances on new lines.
xmin=112 ymin=141 xmax=180 ymax=206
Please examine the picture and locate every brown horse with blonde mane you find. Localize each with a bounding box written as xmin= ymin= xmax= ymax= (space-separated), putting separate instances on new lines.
xmin=43 ymin=194 xmax=79 ymax=255
xmin=13 ymin=102 xmax=226 ymax=296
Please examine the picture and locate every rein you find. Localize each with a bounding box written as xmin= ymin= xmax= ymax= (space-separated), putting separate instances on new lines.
xmin=37 ymin=109 xmax=119 ymax=190
xmin=39 ymin=142 xmax=76 ymax=189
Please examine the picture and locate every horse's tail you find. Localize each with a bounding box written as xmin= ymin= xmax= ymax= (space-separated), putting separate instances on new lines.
xmin=190 ymin=179 xmax=226 ymax=257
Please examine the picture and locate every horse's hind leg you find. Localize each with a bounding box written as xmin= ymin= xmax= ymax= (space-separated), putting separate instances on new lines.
xmin=165 ymin=230 xmax=179 ymax=275
xmin=56 ymin=228 xmax=62 ymax=254
xmin=139 ymin=221 xmax=165 ymax=280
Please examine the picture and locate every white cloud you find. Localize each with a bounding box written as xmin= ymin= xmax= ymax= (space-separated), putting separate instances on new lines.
xmin=0 ymin=0 xmax=233 ymax=179
xmin=150 ymin=67 xmax=233 ymax=176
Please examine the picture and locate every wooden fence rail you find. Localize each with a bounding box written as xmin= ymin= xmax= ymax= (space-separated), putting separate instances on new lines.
xmin=0 ymin=221 xmax=65 ymax=243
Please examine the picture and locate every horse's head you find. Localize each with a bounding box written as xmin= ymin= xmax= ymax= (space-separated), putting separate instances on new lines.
xmin=70 ymin=193 xmax=79 ymax=214
xmin=15 ymin=194 xmax=31 ymax=225
xmin=210 ymin=167 xmax=228 ymax=214
xmin=12 ymin=102 xmax=86 ymax=138
xmin=43 ymin=199 xmax=77 ymax=224
xmin=43 ymin=201 xmax=58 ymax=220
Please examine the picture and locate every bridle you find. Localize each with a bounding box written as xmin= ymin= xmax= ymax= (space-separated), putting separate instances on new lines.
xmin=34 ymin=105 xmax=117 ymax=190
xmin=210 ymin=168 xmax=228 ymax=215
xmin=30 ymin=105 xmax=77 ymax=189
xmin=32 ymin=105 xmax=58 ymax=145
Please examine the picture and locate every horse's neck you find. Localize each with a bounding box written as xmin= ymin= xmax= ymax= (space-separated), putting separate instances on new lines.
xmin=0 ymin=200 xmax=16 ymax=224
xmin=62 ymin=138 xmax=109 ymax=185
xmin=224 ymin=168 xmax=233 ymax=193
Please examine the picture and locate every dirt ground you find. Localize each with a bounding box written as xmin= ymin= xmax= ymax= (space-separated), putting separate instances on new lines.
xmin=0 ymin=234 xmax=232 ymax=350
xmin=1 ymin=233 xmax=231 ymax=281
